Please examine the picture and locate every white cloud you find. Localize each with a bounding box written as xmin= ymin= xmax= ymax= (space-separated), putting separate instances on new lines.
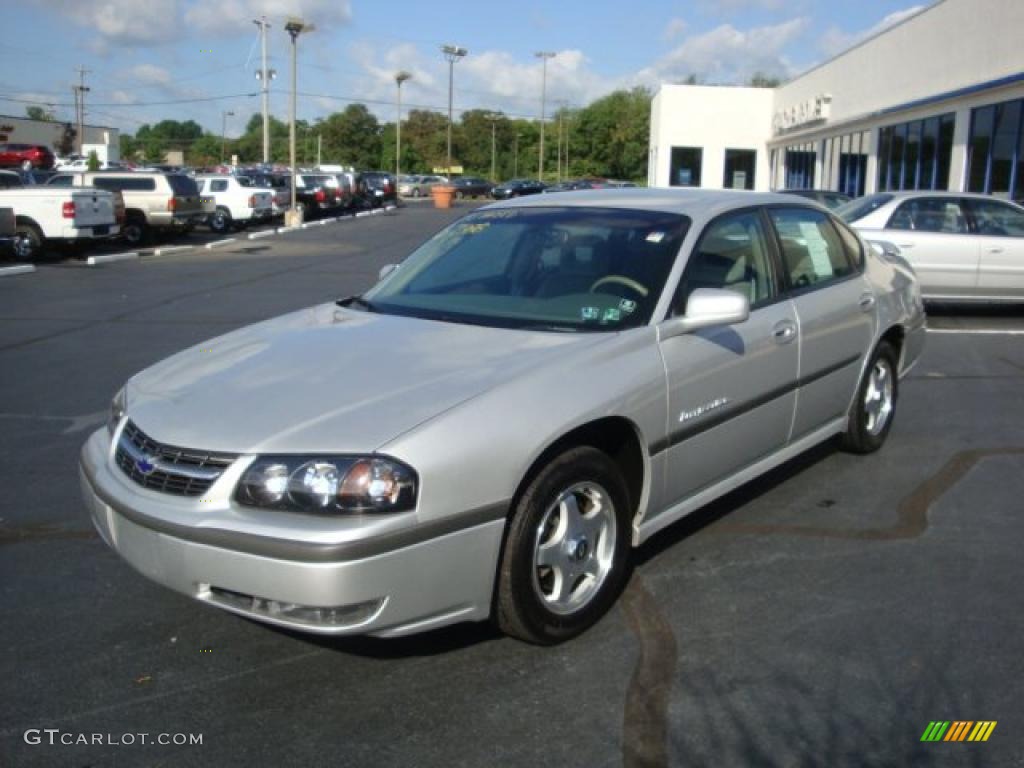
xmin=127 ymin=64 xmax=174 ymax=87
xmin=39 ymin=0 xmax=183 ymax=46
xmin=663 ymin=18 xmax=688 ymax=42
xmin=818 ymin=5 xmax=925 ymax=58
xmin=184 ymin=0 xmax=352 ymax=37
xmin=699 ymin=0 xmax=786 ymax=13
xmin=637 ymin=18 xmax=808 ymax=85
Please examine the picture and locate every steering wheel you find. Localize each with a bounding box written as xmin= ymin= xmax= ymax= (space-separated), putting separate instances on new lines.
xmin=589 ymin=275 xmax=649 ymax=297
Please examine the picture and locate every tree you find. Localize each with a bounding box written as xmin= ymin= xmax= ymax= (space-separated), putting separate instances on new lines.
xmin=86 ymin=150 xmax=100 ymax=171
xmin=748 ymin=72 xmax=782 ymax=88
xmin=318 ymin=104 xmax=381 ymax=168
xmin=570 ymin=87 xmax=651 ymax=181
xmin=25 ymin=105 xmax=55 ymax=122
xmin=398 ymin=110 xmax=448 ymax=173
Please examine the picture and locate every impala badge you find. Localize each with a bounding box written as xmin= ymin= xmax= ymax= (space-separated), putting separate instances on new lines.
xmin=679 ymin=397 xmax=730 ymax=423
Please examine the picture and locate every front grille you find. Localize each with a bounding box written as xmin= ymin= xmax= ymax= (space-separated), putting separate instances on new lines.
xmin=115 ymin=420 xmax=237 ymax=497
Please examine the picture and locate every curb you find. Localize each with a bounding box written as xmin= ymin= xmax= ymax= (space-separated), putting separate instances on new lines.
xmin=248 ymin=230 xmax=276 ymax=240
xmin=151 ymin=245 xmax=194 ymax=257
xmin=0 ymin=264 xmax=36 ymax=277
xmin=206 ymin=238 xmax=237 ymax=249
xmin=87 ymin=252 xmax=139 ymax=266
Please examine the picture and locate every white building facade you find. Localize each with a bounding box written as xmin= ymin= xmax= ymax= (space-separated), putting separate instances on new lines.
xmin=0 ymin=115 xmax=119 ymax=162
xmin=648 ymin=0 xmax=1024 ymax=201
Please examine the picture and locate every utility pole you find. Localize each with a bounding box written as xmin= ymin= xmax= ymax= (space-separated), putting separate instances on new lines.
xmin=317 ymin=133 xmax=322 ymax=167
xmin=73 ymin=66 xmax=91 ymax=156
xmin=513 ymin=131 xmax=519 ymax=177
xmin=221 ymin=110 xmax=234 ymax=163
xmin=556 ymin=108 xmax=562 ymax=183
xmin=253 ymin=17 xmax=275 ymax=165
xmin=441 ymin=44 xmax=467 ymax=178
xmin=395 ymin=71 xmax=412 ymax=182
xmin=534 ymin=52 xmax=555 ymax=181
xmin=285 ymin=17 xmax=313 ymax=228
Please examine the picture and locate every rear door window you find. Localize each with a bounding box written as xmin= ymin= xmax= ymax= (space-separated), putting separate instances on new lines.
xmin=964 ymin=198 xmax=1024 ymax=237
xmin=769 ymin=207 xmax=856 ymax=290
xmin=166 ymin=174 xmax=199 ymax=196
xmin=887 ymin=198 xmax=968 ymax=234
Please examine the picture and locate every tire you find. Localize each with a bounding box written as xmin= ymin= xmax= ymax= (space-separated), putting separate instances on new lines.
xmin=841 ymin=341 xmax=899 ymax=454
xmin=496 ymin=446 xmax=633 ymax=644
xmin=208 ymin=207 xmax=232 ymax=234
xmin=121 ymin=217 xmax=148 ymax=246
xmin=12 ymin=222 xmax=44 ymax=261
xmin=455 ymin=191 xmax=464 ymax=200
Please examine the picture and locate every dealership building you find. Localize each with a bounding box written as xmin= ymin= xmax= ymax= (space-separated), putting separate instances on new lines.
xmin=648 ymin=0 xmax=1024 ymax=201
xmin=0 ymin=114 xmax=119 ymax=162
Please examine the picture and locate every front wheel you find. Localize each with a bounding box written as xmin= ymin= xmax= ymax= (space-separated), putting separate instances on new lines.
xmin=841 ymin=341 xmax=898 ymax=454
xmin=496 ymin=446 xmax=632 ymax=644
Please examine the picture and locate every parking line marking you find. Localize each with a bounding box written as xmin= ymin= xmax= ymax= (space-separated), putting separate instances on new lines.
xmin=0 ymin=264 xmax=36 ymax=277
xmin=248 ymin=230 xmax=276 ymax=240
xmin=276 ymin=226 xmax=299 ymax=234
xmin=205 ymin=238 xmax=237 ymax=249
xmin=926 ymin=328 xmax=1024 ymax=336
xmin=87 ymin=252 xmax=139 ymax=266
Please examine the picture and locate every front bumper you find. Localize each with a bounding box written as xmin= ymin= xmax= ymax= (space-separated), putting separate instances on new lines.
xmin=80 ymin=428 xmax=506 ymax=637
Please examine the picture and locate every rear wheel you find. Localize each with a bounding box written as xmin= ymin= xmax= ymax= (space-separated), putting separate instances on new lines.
xmin=841 ymin=341 xmax=898 ymax=454
xmin=208 ymin=207 xmax=232 ymax=234
xmin=496 ymin=446 xmax=632 ymax=644
xmin=121 ymin=216 xmax=148 ymax=246
xmin=12 ymin=222 xmax=44 ymax=261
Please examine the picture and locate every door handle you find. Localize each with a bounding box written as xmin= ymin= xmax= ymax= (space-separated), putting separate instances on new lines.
xmin=896 ymin=242 xmax=915 ymax=248
xmin=772 ymin=320 xmax=796 ymax=344
xmin=988 ymin=247 xmax=1004 ymax=254
xmin=859 ymin=293 xmax=876 ymax=312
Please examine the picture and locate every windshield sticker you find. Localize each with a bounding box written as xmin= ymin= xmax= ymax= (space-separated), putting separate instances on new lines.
xmin=457 ymin=222 xmax=490 ymax=235
xmin=601 ymin=308 xmax=622 ymax=324
xmin=646 ymin=231 xmax=666 ymax=243
xmin=581 ymin=306 xmax=600 ymax=321
xmin=618 ymin=298 xmax=637 ymax=314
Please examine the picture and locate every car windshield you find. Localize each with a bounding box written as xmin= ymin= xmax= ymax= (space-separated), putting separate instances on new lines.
xmin=836 ymin=193 xmax=893 ymax=223
xmin=362 ymin=206 xmax=690 ymax=331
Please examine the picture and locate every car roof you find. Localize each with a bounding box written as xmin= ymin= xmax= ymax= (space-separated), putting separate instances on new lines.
xmin=869 ymin=190 xmax=1008 ymax=202
xmin=486 ymin=187 xmax=822 ymax=216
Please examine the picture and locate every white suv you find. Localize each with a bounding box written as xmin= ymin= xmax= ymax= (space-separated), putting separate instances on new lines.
xmin=196 ymin=175 xmax=274 ymax=234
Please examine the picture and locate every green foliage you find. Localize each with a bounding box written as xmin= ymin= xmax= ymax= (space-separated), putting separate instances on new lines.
xmin=86 ymin=150 xmax=100 ymax=171
xmin=25 ymin=106 xmax=55 ymax=122
xmin=318 ymin=104 xmax=381 ymax=168
xmin=570 ymin=87 xmax=651 ymax=181
xmin=748 ymin=72 xmax=782 ymax=88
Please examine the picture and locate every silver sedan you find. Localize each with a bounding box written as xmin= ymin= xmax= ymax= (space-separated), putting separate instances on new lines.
xmin=80 ymin=190 xmax=925 ymax=644
xmin=839 ymin=191 xmax=1024 ymax=301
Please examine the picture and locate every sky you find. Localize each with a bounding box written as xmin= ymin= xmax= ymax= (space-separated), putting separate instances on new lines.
xmin=1 ymin=0 xmax=931 ymax=138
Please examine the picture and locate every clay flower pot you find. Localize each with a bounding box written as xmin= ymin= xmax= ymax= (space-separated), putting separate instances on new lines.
xmin=431 ymin=185 xmax=455 ymax=209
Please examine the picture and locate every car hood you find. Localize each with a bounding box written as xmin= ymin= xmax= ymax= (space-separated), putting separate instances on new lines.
xmin=125 ymin=304 xmax=606 ymax=455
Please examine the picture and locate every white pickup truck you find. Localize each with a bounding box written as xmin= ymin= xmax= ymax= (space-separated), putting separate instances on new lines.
xmin=195 ymin=175 xmax=274 ymax=234
xmin=0 ymin=186 xmax=120 ymax=261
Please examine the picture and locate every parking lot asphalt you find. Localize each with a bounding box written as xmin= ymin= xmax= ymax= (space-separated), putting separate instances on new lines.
xmin=1 ymin=202 xmax=1022 ymax=767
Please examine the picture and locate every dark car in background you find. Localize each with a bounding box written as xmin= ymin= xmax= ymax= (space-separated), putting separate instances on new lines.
xmin=0 ymin=143 xmax=56 ymax=171
xmin=779 ymin=189 xmax=852 ymax=210
xmin=451 ymin=176 xmax=493 ymax=199
xmin=294 ymin=173 xmax=344 ymax=217
xmin=491 ymin=179 xmax=547 ymax=200
xmin=360 ymin=171 xmax=397 ymax=207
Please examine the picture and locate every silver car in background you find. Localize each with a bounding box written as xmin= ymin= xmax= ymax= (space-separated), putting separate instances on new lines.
xmin=80 ymin=190 xmax=925 ymax=644
xmin=399 ymin=174 xmax=447 ymax=198
xmin=839 ymin=191 xmax=1024 ymax=301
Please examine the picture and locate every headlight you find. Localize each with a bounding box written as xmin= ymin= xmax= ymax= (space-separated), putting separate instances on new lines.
xmin=235 ymin=456 xmax=417 ymax=514
xmin=107 ymin=387 xmax=126 ymax=436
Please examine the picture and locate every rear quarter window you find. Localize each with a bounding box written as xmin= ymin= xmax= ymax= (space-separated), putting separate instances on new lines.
xmin=166 ymin=174 xmax=198 ymax=196
xmin=92 ymin=176 xmax=157 ymax=192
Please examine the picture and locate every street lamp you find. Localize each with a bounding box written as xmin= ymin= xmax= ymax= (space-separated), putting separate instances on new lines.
xmin=395 ymin=70 xmax=412 ymax=183
xmin=285 ymin=17 xmax=314 ymax=227
xmin=535 ymin=51 xmax=555 ymax=181
xmin=486 ymin=113 xmax=500 ymax=182
xmin=441 ymin=44 xmax=467 ymax=178
xmin=220 ymin=111 xmax=234 ymax=164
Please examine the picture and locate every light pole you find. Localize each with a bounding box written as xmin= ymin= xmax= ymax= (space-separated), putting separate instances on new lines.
xmin=486 ymin=113 xmax=500 ymax=182
xmin=535 ymin=51 xmax=555 ymax=181
xmin=220 ymin=110 xmax=234 ymax=163
xmin=253 ymin=16 xmax=275 ymax=165
xmin=513 ymin=131 xmax=519 ymax=177
xmin=285 ymin=17 xmax=313 ymax=227
xmin=395 ymin=70 xmax=412 ymax=182
xmin=441 ymin=44 xmax=467 ymax=178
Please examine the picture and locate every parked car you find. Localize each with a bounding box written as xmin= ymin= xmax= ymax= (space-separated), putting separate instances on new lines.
xmin=245 ymin=173 xmax=291 ymax=216
xmin=82 ymin=189 xmax=924 ymax=644
xmin=0 ymin=170 xmax=22 ymax=189
xmin=492 ymin=178 xmax=547 ymax=199
xmin=0 ymin=185 xmax=119 ymax=260
xmin=0 ymin=143 xmax=55 ymax=171
xmin=48 ymin=171 xmax=208 ymax=245
xmin=838 ymin=191 xmax=1024 ymax=302
xmin=324 ymin=173 xmax=355 ymax=210
xmin=196 ymin=175 xmax=274 ymax=233
xmin=361 ymin=171 xmax=397 ymax=206
xmin=399 ymin=175 xmax=447 ymax=198
xmin=780 ymin=189 xmax=852 ymax=210
xmin=293 ymin=173 xmax=344 ymax=217
xmin=450 ymin=176 xmax=493 ymax=199
xmin=542 ymin=179 xmax=608 ymax=194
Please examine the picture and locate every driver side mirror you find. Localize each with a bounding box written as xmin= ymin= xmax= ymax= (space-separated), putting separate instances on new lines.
xmin=659 ymin=288 xmax=750 ymax=340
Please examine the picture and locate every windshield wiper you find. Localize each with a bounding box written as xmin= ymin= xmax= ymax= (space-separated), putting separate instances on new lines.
xmin=336 ymin=294 xmax=377 ymax=312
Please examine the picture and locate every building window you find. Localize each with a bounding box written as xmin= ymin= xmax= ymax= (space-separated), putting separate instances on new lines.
xmin=835 ymin=131 xmax=868 ymax=197
xmin=878 ymin=113 xmax=954 ymax=191
xmin=967 ymin=97 xmax=1024 ymax=200
xmin=723 ymin=149 xmax=756 ymax=190
xmin=669 ymin=147 xmax=702 ymax=187
xmin=784 ymin=143 xmax=816 ymax=189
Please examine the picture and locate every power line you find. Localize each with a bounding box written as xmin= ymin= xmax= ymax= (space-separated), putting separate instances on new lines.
xmin=0 ymin=92 xmax=258 ymax=108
